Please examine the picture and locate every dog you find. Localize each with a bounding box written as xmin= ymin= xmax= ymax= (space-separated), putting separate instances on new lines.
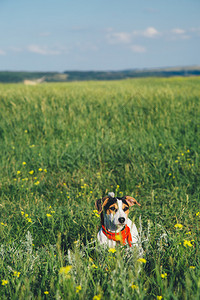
xmin=95 ymin=192 xmax=141 ymax=248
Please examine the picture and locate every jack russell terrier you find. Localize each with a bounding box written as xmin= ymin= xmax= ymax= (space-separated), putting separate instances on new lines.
xmin=95 ymin=192 xmax=141 ymax=248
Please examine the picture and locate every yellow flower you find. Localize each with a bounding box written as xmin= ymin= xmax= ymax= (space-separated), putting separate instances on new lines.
xmin=25 ymin=214 xmax=29 ymax=218
xmin=189 ymin=266 xmax=195 ymax=269
xmin=24 ymin=130 xmax=28 ymax=133
xmin=93 ymin=294 xmax=101 ymax=300
xmin=51 ymin=210 xmax=55 ymax=214
xmin=21 ymin=211 xmax=24 ymax=215
xmin=13 ymin=271 xmax=21 ymax=278
xmin=131 ymin=284 xmax=138 ymax=290
xmin=161 ymin=273 xmax=167 ymax=279
xmin=137 ymin=258 xmax=147 ymax=263
xmin=92 ymin=264 xmax=98 ymax=269
xmin=29 ymin=170 xmax=34 ymax=175
xmin=108 ymin=248 xmax=116 ymax=253
xmin=44 ymin=169 xmax=47 ymax=172
xmin=159 ymin=144 xmax=162 ymax=147
xmin=168 ymin=173 xmax=172 ymax=176
xmin=89 ymin=257 xmax=94 ymax=263
xmin=2 ymin=280 xmax=8 ymax=285
xmin=22 ymin=162 xmax=26 ymax=165
xmin=196 ymin=212 xmax=200 ymax=216
xmin=46 ymin=214 xmax=52 ymax=217
xmin=187 ymin=149 xmax=190 ymax=153
xmin=38 ymin=168 xmax=43 ymax=172
xmin=17 ymin=171 xmax=21 ymax=175
xmin=175 ymin=160 xmax=178 ymax=163
xmin=183 ymin=240 xmax=193 ymax=247
xmin=186 ymin=231 xmax=191 ymax=235
xmin=157 ymin=296 xmax=163 ymax=300
xmin=95 ymin=213 xmax=100 ymax=218
xmin=27 ymin=218 xmax=32 ymax=223
xmin=76 ymin=285 xmax=82 ymax=293
xmin=29 ymin=144 xmax=35 ymax=148
xmin=44 ymin=291 xmax=49 ymax=295
xmin=1 ymin=222 xmax=7 ymax=226
xmin=34 ymin=181 xmax=40 ymax=185
xmin=174 ymin=223 xmax=183 ymax=229
xmin=59 ymin=266 xmax=72 ymax=275
xmin=93 ymin=210 xmax=98 ymax=213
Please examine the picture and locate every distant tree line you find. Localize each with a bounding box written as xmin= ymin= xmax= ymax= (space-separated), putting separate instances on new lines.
xmin=0 ymin=68 xmax=200 ymax=83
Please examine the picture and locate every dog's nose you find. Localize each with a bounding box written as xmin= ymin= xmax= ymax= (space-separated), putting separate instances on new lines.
xmin=118 ymin=217 xmax=125 ymax=224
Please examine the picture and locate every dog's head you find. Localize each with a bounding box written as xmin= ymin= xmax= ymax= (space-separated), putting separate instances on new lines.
xmin=95 ymin=192 xmax=141 ymax=230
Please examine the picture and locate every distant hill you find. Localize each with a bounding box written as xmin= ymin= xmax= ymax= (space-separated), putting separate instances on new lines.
xmin=0 ymin=66 xmax=200 ymax=83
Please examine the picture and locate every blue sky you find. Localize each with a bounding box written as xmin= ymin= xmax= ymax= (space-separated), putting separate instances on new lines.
xmin=0 ymin=0 xmax=200 ymax=71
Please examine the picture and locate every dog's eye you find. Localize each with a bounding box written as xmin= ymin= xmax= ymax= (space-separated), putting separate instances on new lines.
xmin=123 ymin=207 xmax=129 ymax=212
xmin=110 ymin=207 xmax=116 ymax=211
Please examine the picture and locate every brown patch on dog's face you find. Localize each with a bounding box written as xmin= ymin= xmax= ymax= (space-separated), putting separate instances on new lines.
xmin=122 ymin=202 xmax=129 ymax=216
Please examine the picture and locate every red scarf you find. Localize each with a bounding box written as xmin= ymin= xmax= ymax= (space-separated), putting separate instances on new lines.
xmin=102 ymin=224 xmax=132 ymax=247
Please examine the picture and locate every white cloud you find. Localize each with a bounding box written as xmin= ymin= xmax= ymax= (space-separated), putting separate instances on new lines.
xmin=0 ymin=49 xmax=6 ymax=55
xmin=106 ymin=27 xmax=160 ymax=45
xmin=171 ymin=28 xmax=185 ymax=34
xmin=106 ymin=31 xmax=132 ymax=44
xmin=142 ymin=27 xmax=160 ymax=38
xmin=130 ymin=45 xmax=146 ymax=53
xmin=27 ymin=45 xmax=61 ymax=55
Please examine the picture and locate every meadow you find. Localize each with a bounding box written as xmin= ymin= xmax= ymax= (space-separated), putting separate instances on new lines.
xmin=0 ymin=77 xmax=199 ymax=299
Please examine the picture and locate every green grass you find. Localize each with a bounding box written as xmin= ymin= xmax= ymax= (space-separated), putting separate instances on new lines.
xmin=0 ymin=77 xmax=199 ymax=299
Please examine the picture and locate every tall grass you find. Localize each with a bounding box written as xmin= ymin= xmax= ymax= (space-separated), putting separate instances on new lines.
xmin=0 ymin=77 xmax=199 ymax=299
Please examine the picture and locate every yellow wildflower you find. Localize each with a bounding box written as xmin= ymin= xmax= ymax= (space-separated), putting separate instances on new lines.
xmin=137 ymin=258 xmax=147 ymax=263
xmin=196 ymin=212 xmax=199 ymax=216
xmin=29 ymin=144 xmax=35 ymax=148
xmin=93 ymin=294 xmax=101 ymax=300
xmin=44 ymin=169 xmax=47 ymax=172
xmin=22 ymin=162 xmax=26 ymax=165
xmin=1 ymin=222 xmax=7 ymax=226
xmin=131 ymin=284 xmax=138 ymax=289
xmin=174 ymin=223 xmax=183 ymax=229
xmin=157 ymin=296 xmax=163 ymax=300
xmin=17 ymin=171 xmax=21 ymax=175
xmin=25 ymin=214 xmax=28 ymax=218
xmin=13 ymin=271 xmax=21 ymax=278
xmin=59 ymin=266 xmax=72 ymax=275
xmin=34 ymin=181 xmax=40 ymax=185
xmin=108 ymin=248 xmax=116 ymax=253
xmin=46 ymin=214 xmax=52 ymax=217
xmin=89 ymin=257 xmax=94 ymax=263
xmin=76 ymin=285 xmax=82 ymax=293
xmin=2 ymin=280 xmax=8 ymax=285
xmin=189 ymin=266 xmax=195 ymax=269
xmin=24 ymin=130 xmax=28 ymax=133
xmin=29 ymin=170 xmax=34 ymax=175
xmin=183 ymin=240 xmax=193 ymax=247
xmin=38 ymin=168 xmax=43 ymax=172
xmin=92 ymin=264 xmax=98 ymax=269
xmin=27 ymin=218 xmax=32 ymax=223
xmin=21 ymin=211 xmax=24 ymax=215
xmin=186 ymin=231 xmax=191 ymax=235
xmin=44 ymin=291 xmax=49 ymax=294
xmin=159 ymin=144 xmax=162 ymax=147
xmin=51 ymin=210 xmax=55 ymax=214
xmin=161 ymin=273 xmax=167 ymax=279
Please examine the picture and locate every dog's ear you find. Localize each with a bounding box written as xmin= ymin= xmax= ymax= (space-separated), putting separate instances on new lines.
xmin=95 ymin=196 xmax=110 ymax=214
xmin=125 ymin=196 xmax=141 ymax=207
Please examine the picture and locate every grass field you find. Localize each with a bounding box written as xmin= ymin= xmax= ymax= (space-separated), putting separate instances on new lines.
xmin=0 ymin=77 xmax=199 ymax=299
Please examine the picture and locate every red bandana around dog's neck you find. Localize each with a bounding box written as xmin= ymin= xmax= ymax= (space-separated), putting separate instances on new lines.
xmin=102 ymin=224 xmax=132 ymax=247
